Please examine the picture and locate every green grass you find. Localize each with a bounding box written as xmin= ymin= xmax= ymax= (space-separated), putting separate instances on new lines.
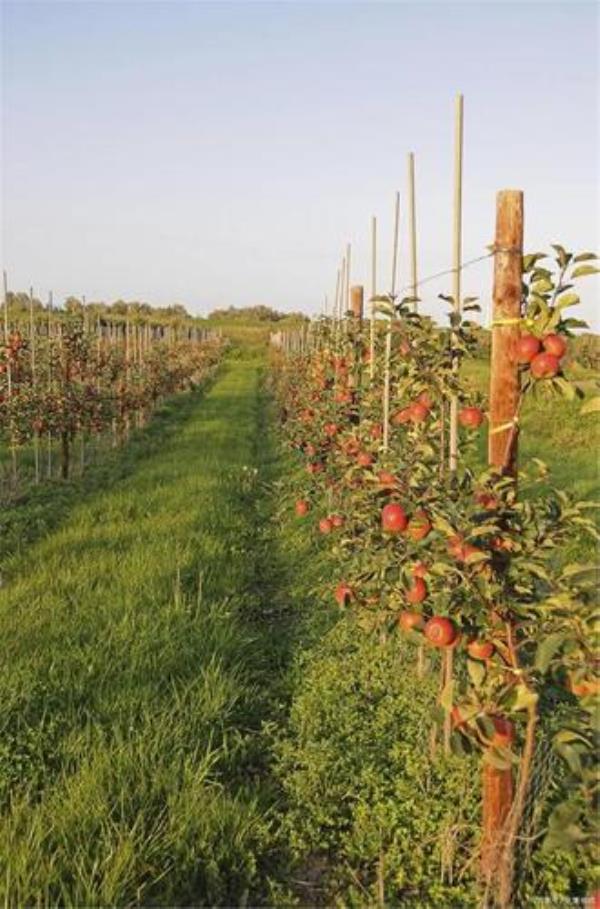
xmin=463 ymin=359 xmax=600 ymax=500
xmin=0 ymin=346 xmax=597 ymax=906
xmin=0 ymin=355 xmax=295 ymax=906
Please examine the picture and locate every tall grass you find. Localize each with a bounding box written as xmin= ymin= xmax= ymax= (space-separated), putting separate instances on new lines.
xmin=0 ymin=357 xmax=288 ymax=906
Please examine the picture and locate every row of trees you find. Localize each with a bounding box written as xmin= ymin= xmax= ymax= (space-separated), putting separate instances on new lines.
xmin=0 ymin=305 xmax=225 ymax=489
xmin=273 ymin=242 xmax=598 ymax=906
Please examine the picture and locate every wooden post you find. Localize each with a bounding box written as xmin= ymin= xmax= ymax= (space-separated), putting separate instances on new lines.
xmin=345 ymin=243 xmax=351 ymax=315
xmin=449 ymin=93 xmax=464 ymax=474
xmin=4 ymin=271 xmax=17 ymax=487
xmin=47 ymin=291 xmax=53 ymax=478
xmin=350 ymin=285 xmax=364 ymax=322
xmin=481 ymin=189 xmax=524 ymax=891
xmin=2 ymin=269 xmax=8 ymax=342
xmin=369 ymin=215 xmax=377 ymax=380
xmin=489 ymin=190 xmax=524 ymax=474
xmin=30 ymin=286 xmax=40 ymax=484
xmin=408 ymin=152 xmax=418 ymax=311
xmin=382 ymin=192 xmax=400 ymax=452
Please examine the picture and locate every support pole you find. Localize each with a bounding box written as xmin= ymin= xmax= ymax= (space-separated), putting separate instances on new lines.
xmin=382 ymin=192 xmax=400 ymax=452
xmin=369 ymin=215 xmax=377 ymax=380
xmin=448 ymin=93 xmax=464 ymax=474
xmin=481 ymin=189 xmax=524 ymax=895
xmin=488 ymin=190 xmax=524 ymax=474
xmin=408 ymin=152 xmax=418 ymax=311
xmin=350 ymin=285 xmax=364 ymax=322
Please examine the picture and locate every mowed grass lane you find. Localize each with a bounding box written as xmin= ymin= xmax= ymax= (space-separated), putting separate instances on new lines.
xmin=0 ymin=354 xmax=286 ymax=906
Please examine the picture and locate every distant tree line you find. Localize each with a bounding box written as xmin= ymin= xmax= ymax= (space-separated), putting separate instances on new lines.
xmin=4 ymin=294 xmax=308 ymax=326
xmin=4 ymin=292 xmax=196 ymax=321
xmin=207 ymin=304 xmax=308 ymax=323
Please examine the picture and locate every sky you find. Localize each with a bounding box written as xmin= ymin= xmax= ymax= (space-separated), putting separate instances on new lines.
xmin=1 ymin=0 xmax=599 ymax=327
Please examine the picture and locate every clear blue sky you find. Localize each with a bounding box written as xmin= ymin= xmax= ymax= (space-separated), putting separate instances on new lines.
xmin=1 ymin=1 xmax=598 ymax=326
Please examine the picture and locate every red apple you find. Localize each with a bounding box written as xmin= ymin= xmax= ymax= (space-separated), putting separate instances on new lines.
xmin=399 ymin=610 xmax=424 ymax=632
xmin=516 ymin=333 xmax=541 ymax=364
xmin=330 ymin=514 xmax=345 ymax=528
xmin=378 ymin=470 xmax=397 ymax=489
xmin=319 ymin=518 xmax=333 ymax=534
xmin=409 ymin=402 xmax=430 ymax=423
xmin=357 ymin=451 xmax=374 ymax=468
xmin=406 ymin=510 xmax=432 ymax=542
xmin=412 ymin=561 xmax=428 ymax=578
xmin=542 ymin=333 xmax=567 ymax=359
xmin=447 ymin=535 xmax=465 ymax=559
xmin=467 ymin=639 xmax=495 ymax=661
xmin=459 ymin=407 xmax=484 ymax=429
xmin=406 ymin=577 xmax=428 ymax=604
xmin=381 ymin=503 xmax=408 ymax=533
xmin=424 ymin=616 xmax=458 ymax=648
xmin=295 ymin=499 xmax=310 ymax=517
xmin=530 ymin=351 xmax=560 ymax=379
xmin=391 ymin=407 xmax=412 ymax=425
xmin=334 ymin=583 xmax=354 ymax=607
xmin=475 ymin=491 xmax=499 ymax=510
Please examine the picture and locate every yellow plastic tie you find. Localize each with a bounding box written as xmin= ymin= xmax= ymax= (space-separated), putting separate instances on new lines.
xmin=491 ymin=318 xmax=522 ymax=328
xmin=490 ymin=418 xmax=519 ymax=435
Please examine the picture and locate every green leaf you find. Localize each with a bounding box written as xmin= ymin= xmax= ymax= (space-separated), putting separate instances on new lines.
xmin=553 ymin=377 xmax=575 ymax=401
xmin=571 ymin=264 xmax=600 ymax=278
xmin=522 ymin=252 xmax=547 ymax=271
xmin=467 ymin=658 xmax=486 ymax=688
xmin=573 ymin=252 xmax=597 ymax=263
xmin=555 ymin=742 xmax=583 ymax=776
xmin=554 ymin=292 xmax=580 ymax=310
xmin=551 ymin=244 xmax=571 ymax=268
xmin=580 ymin=396 xmax=600 ymax=415
xmin=520 ymin=560 xmax=551 ymax=582
xmin=512 ymin=684 xmax=538 ymax=712
xmin=535 ymin=633 xmax=565 ymax=672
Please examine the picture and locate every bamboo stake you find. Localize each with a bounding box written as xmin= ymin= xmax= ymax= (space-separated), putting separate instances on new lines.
xmin=30 ymin=286 xmax=40 ymax=484
xmin=345 ymin=243 xmax=351 ymax=317
xmin=333 ymin=267 xmax=341 ymax=345
xmin=80 ymin=295 xmax=87 ymax=473
xmin=443 ymin=648 xmax=454 ymax=755
xmin=449 ymin=93 xmax=464 ymax=474
xmin=382 ymin=191 xmax=400 ymax=452
xmin=369 ymin=215 xmax=377 ymax=380
xmin=2 ymin=269 xmax=8 ymax=343
xmin=47 ymin=291 xmax=53 ymax=478
xmin=3 ymin=271 xmax=11 ymax=400
xmin=4 ymin=271 xmax=17 ymax=487
xmin=338 ymin=257 xmax=346 ymax=344
xmin=408 ymin=152 xmax=418 ymax=311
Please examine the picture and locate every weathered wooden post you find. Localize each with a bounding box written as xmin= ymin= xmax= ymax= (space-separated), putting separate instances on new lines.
xmin=482 ymin=189 xmax=524 ymax=892
xmin=489 ymin=190 xmax=524 ymax=474
xmin=350 ymin=285 xmax=364 ymax=322
xmin=29 ymin=286 xmax=40 ymax=484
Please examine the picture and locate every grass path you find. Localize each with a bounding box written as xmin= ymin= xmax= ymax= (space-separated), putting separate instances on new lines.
xmin=0 ymin=352 xmax=293 ymax=906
